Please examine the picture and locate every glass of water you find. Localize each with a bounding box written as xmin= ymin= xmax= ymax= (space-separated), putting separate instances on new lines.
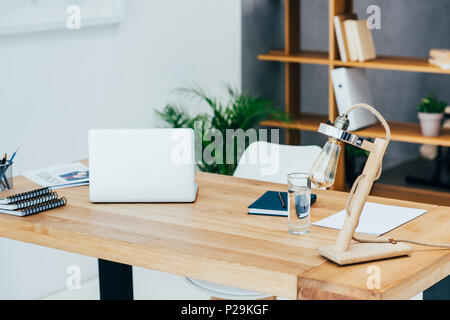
xmin=287 ymin=173 xmax=311 ymax=235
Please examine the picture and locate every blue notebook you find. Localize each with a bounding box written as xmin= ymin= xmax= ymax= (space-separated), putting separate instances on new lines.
xmin=248 ymin=191 xmax=317 ymax=217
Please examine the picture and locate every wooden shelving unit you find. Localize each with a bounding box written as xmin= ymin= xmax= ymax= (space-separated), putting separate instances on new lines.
xmin=334 ymin=55 xmax=450 ymax=74
xmin=259 ymin=51 xmax=450 ymax=74
xmin=258 ymin=50 xmax=329 ymax=65
xmin=258 ymin=0 xmax=450 ymax=201
xmin=262 ymin=114 xmax=450 ymax=147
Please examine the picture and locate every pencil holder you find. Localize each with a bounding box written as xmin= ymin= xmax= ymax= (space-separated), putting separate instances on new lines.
xmin=0 ymin=161 xmax=13 ymax=192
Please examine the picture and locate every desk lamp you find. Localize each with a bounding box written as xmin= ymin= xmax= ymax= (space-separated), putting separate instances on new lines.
xmin=310 ymin=103 xmax=413 ymax=265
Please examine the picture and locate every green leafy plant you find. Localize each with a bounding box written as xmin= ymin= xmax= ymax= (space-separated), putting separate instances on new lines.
xmin=417 ymin=92 xmax=447 ymax=113
xmin=156 ymin=84 xmax=288 ymax=175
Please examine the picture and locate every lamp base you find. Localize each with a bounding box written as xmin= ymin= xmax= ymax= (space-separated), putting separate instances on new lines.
xmin=318 ymin=242 xmax=413 ymax=265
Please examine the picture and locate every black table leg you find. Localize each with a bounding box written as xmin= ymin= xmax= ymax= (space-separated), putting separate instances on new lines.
xmin=424 ymin=275 xmax=450 ymax=300
xmin=98 ymin=259 xmax=134 ymax=300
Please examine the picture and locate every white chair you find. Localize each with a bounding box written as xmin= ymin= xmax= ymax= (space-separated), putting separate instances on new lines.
xmin=186 ymin=141 xmax=322 ymax=300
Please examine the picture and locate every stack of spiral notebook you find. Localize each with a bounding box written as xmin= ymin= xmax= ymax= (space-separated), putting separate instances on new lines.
xmin=0 ymin=187 xmax=67 ymax=217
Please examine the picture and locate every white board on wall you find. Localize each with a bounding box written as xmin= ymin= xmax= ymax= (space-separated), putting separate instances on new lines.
xmin=0 ymin=0 xmax=126 ymax=35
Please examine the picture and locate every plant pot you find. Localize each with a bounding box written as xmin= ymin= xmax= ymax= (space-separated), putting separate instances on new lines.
xmin=418 ymin=112 xmax=443 ymax=137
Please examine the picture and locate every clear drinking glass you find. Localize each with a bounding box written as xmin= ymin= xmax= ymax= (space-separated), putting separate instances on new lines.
xmin=287 ymin=173 xmax=311 ymax=235
xmin=0 ymin=161 xmax=13 ymax=192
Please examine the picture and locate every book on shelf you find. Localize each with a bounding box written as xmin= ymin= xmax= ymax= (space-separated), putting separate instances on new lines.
xmin=333 ymin=14 xmax=357 ymax=62
xmin=429 ymin=49 xmax=450 ymax=60
xmin=330 ymin=67 xmax=377 ymax=131
xmin=352 ymin=20 xmax=377 ymax=62
xmin=343 ymin=20 xmax=359 ymax=61
xmin=429 ymin=56 xmax=450 ymax=64
xmin=429 ymin=58 xmax=450 ymax=70
xmin=343 ymin=19 xmax=376 ymax=62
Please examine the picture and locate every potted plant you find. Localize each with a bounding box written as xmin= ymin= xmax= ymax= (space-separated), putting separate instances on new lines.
xmin=417 ymin=92 xmax=447 ymax=137
xmin=156 ymin=84 xmax=288 ymax=175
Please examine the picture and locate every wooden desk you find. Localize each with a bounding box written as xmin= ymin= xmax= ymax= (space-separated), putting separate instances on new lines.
xmin=0 ymin=172 xmax=449 ymax=300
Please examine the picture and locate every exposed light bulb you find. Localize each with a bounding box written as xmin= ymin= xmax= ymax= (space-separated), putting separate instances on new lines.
xmin=310 ymin=138 xmax=341 ymax=188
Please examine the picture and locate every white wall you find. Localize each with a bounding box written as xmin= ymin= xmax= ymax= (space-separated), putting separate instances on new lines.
xmin=0 ymin=0 xmax=241 ymax=299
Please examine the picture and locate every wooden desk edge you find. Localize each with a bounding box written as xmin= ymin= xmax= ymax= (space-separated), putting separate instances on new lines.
xmin=297 ymin=203 xmax=450 ymax=300
xmin=0 ymin=215 xmax=299 ymax=299
xmin=297 ymin=254 xmax=450 ymax=300
xmin=381 ymin=253 xmax=450 ymax=300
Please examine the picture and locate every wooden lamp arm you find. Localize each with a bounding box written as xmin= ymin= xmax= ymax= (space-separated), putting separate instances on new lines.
xmin=345 ymin=103 xmax=391 ymax=143
xmin=343 ymin=103 xmax=392 ymax=217
xmin=334 ymin=104 xmax=391 ymax=252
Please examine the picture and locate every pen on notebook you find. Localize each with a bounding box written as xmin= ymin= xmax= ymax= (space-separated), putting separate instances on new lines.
xmin=278 ymin=191 xmax=286 ymax=208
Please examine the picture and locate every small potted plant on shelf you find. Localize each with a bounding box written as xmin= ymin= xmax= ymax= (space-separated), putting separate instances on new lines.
xmin=417 ymin=92 xmax=447 ymax=137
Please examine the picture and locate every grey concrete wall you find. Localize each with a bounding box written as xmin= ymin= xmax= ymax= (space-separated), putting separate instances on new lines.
xmin=242 ymin=0 xmax=450 ymax=169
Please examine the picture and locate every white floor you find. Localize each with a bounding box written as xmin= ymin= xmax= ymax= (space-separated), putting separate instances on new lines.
xmin=43 ymin=267 xmax=210 ymax=300
xmin=43 ymin=267 xmax=423 ymax=300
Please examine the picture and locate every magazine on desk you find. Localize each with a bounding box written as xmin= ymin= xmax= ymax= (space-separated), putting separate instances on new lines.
xmin=22 ymin=162 xmax=89 ymax=189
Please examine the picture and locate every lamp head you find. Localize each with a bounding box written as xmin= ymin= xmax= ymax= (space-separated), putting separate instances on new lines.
xmin=310 ymin=114 xmax=366 ymax=188
xmin=317 ymin=114 xmax=366 ymax=149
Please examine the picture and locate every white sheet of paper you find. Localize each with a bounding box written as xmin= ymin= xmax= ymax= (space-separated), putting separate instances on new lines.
xmin=312 ymin=202 xmax=427 ymax=236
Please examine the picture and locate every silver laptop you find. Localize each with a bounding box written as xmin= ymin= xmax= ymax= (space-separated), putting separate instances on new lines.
xmin=88 ymin=129 xmax=198 ymax=203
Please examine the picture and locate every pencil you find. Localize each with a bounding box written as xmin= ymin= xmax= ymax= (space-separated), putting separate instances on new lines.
xmin=9 ymin=147 xmax=19 ymax=163
xmin=278 ymin=191 xmax=286 ymax=208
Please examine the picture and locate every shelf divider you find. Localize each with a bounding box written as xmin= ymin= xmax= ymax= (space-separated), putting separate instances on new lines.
xmin=258 ymin=51 xmax=329 ymax=65
xmin=284 ymin=0 xmax=301 ymax=146
xmin=261 ymin=113 xmax=450 ymax=147
xmin=334 ymin=55 xmax=450 ymax=74
xmin=258 ymin=51 xmax=450 ymax=74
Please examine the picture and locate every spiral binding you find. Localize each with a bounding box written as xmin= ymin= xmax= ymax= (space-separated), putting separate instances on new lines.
xmin=13 ymin=192 xmax=58 ymax=209
xmin=21 ymin=197 xmax=67 ymax=216
xmin=6 ymin=187 xmax=52 ymax=204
